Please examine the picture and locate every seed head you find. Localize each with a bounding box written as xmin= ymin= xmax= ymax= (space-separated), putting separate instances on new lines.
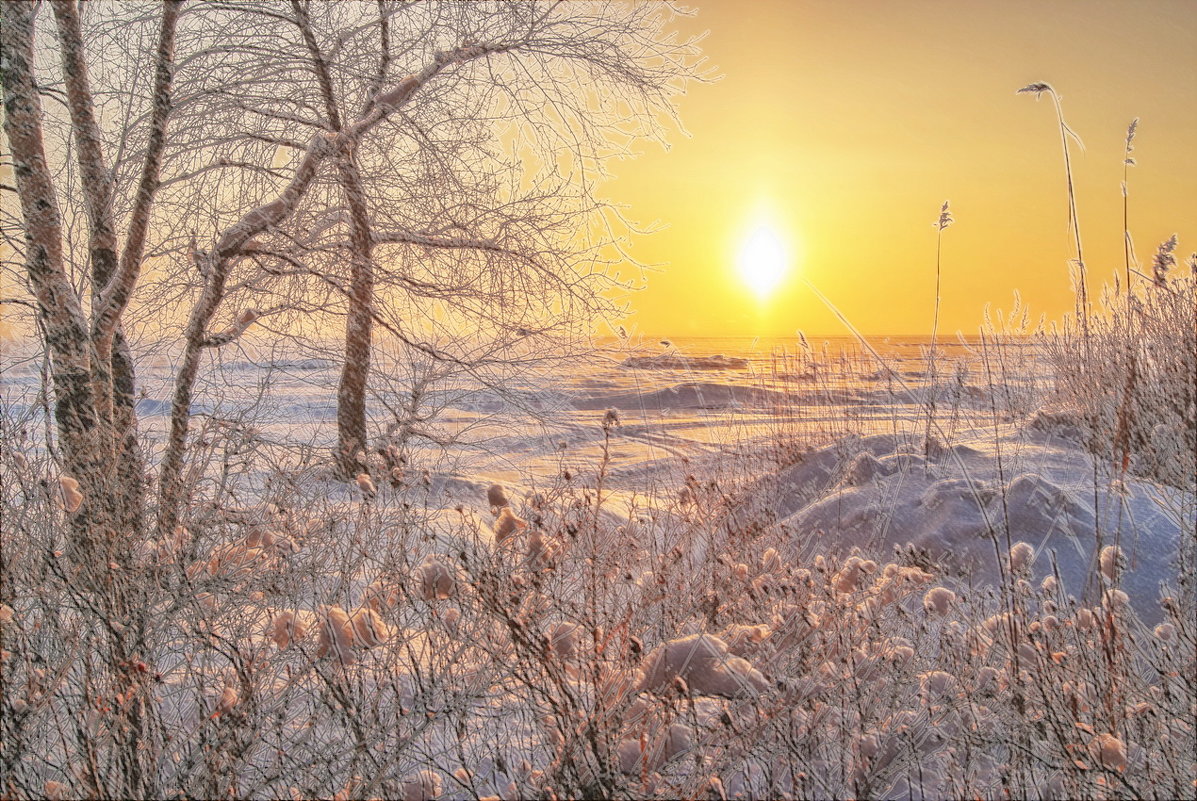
xmin=59 ymin=476 xmax=84 ymax=513
xmin=923 ymin=587 xmax=956 ymax=615
xmin=1016 ymin=82 xmax=1054 ymax=98
xmin=1123 ymin=118 xmax=1138 ymax=165
xmin=1152 ymin=234 xmax=1178 ymax=286
xmin=935 ymin=200 xmax=954 ymax=231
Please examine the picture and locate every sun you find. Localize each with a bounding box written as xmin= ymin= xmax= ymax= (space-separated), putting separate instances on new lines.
xmin=736 ymin=224 xmax=789 ymax=300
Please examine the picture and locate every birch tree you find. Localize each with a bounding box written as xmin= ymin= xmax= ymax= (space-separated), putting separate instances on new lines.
xmin=2 ymin=0 xmax=180 ymax=555
xmin=2 ymin=3 xmax=180 ymax=794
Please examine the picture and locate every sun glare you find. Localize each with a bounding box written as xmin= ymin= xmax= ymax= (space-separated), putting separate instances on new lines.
xmin=736 ymin=225 xmax=789 ymax=300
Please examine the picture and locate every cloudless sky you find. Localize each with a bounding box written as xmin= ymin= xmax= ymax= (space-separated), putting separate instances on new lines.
xmin=606 ymin=0 xmax=1196 ymax=337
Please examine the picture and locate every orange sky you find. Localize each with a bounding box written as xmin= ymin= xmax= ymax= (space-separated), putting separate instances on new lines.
xmin=608 ymin=0 xmax=1197 ymax=337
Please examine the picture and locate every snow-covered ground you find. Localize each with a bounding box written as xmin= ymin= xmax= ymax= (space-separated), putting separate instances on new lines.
xmin=61 ymin=333 xmax=1178 ymax=622
xmin=2 ymin=334 xmax=1193 ymax=799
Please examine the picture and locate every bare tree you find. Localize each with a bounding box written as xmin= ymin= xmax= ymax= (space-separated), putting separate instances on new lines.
xmin=2 ymin=0 xmax=179 ymax=552
xmin=2 ymin=2 xmax=181 ymax=794
xmin=149 ymin=5 xmax=522 ymax=535
xmin=165 ymin=0 xmax=700 ymax=479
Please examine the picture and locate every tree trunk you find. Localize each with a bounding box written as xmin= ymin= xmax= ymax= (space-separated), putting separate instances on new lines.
xmin=156 ymin=325 xmax=206 ymax=541
xmin=335 ymin=152 xmax=375 ymax=479
xmin=1 ymin=0 xmax=115 ymax=559
xmin=111 ymin=328 xmax=145 ymax=531
xmin=3 ymin=7 xmax=162 ymax=794
xmin=50 ymin=0 xmax=182 ymax=538
xmin=289 ymin=1 xmax=376 ymax=479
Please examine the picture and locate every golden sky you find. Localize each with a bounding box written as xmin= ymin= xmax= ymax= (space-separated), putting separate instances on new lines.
xmin=608 ymin=0 xmax=1197 ymax=337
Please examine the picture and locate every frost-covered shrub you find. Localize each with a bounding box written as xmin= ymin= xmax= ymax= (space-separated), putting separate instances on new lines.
xmin=413 ymin=554 xmax=456 ymax=601
xmin=636 ymin=633 xmax=768 ymax=697
xmin=1047 ymin=250 xmax=1196 ymax=494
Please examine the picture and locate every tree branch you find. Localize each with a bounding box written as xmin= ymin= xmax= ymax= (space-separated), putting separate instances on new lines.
xmin=213 ymin=42 xmax=506 ymax=262
xmin=0 ymin=1 xmax=89 ymax=362
xmin=370 ymin=228 xmax=512 ymax=254
xmin=50 ymin=0 xmax=119 ymax=297
xmin=94 ymin=0 xmax=183 ymax=343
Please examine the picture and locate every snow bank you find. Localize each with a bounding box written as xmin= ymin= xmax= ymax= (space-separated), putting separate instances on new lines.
xmin=777 ymin=426 xmax=1191 ymax=623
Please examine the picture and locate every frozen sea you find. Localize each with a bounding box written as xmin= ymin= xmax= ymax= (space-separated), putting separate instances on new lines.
xmin=9 ymin=334 xmax=991 ymax=481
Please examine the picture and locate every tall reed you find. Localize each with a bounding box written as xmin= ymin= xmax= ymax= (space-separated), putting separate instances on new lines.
xmin=924 ymin=201 xmax=953 ymax=461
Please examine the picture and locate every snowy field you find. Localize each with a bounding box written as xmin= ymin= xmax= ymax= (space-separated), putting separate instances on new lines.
xmin=2 ymin=334 xmax=1194 ymax=799
xmin=11 ymin=332 xmax=1178 ymax=614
